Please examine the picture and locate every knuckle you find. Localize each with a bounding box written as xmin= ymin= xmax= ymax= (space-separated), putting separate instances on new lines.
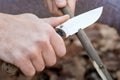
xmin=38 ymin=24 xmax=55 ymax=36
xmin=45 ymin=26 xmax=54 ymax=35
xmin=29 ymin=52 xmax=38 ymax=59
xmin=22 ymin=13 xmax=39 ymax=19
xmin=40 ymin=39 xmax=48 ymax=46
xmin=49 ymin=31 xmax=57 ymax=38
xmin=26 ymin=46 xmax=39 ymax=59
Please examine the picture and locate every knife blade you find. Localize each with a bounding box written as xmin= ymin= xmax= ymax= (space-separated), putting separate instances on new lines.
xmin=56 ymin=7 xmax=103 ymax=38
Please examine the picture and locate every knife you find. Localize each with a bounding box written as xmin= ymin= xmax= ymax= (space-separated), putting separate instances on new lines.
xmin=56 ymin=7 xmax=103 ymax=38
xmin=56 ymin=6 xmax=113 ymax=80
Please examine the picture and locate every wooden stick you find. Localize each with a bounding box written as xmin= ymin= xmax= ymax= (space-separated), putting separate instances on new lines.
xmin=61 ymin=6 xmax=113 ymax=80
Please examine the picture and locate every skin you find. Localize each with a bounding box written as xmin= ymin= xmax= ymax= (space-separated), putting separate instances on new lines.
xmin=0 ymin=13 xmax=70 ymax=77
xmin=44 ymin=0 xmax=77 ymax=15
xmin=0 ymin=0 xmax=76 ymax=77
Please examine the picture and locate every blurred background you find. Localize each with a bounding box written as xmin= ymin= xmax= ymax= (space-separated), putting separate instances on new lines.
xmin=0 ymin=0 xmax=120 ymax=80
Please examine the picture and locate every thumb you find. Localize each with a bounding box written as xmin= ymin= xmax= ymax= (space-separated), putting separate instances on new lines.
xmin=42 ymin=15 xmax=70 ymax=27
xmin=55 ymin=0 xmax=67 ymax=8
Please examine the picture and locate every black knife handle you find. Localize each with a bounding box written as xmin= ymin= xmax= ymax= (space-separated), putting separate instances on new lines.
xmin=55 ymin=28 xmax=66 ymax=39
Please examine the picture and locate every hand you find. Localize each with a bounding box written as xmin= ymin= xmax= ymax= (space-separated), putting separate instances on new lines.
xmin=0 ymin=13 xmax=69 ymax=77
xmin=44 ymin=0 xmax=77 ymax=15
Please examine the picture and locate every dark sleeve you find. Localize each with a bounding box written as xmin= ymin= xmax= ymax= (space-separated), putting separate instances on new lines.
xmin=0 ymin=0 xmax=51 ymax=17
xmin=0 ymin=0 xmax=120 ymax=34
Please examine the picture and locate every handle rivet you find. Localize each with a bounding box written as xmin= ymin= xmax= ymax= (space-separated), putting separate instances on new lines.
xmin=60 ymin=25 xmax=63 ymax=28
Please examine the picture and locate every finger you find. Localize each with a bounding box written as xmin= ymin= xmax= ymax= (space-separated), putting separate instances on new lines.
xmin=52 ymin=0 xmax=63 ymax=16
xmin=67 ymin=0 xmax=77 ymax=14
xmin=12 ymin=51 xmax=35 ymax=77
xmin=46 ymin=0 xmax=53 ymax=13
xmin=19 ymin=59 xmax=35 ymax=77
xmin=44 ymin=0 xmax=48 ymax=8
xmin=41 ymin=41 xmax=56 ymax=66
xmin=55 ymin=0 xmax=67 ymax=8
xmin=50 ymin=32 xmax=66 ymax=57
xmin=29 ymin=46 xmax=45 ymax=72
xmin=42 ymin=15 xmax=70 ymax=27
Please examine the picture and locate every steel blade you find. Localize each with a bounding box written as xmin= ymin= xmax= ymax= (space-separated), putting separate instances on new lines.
xmin=56 ymin=7 xmax=103 ymax=37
